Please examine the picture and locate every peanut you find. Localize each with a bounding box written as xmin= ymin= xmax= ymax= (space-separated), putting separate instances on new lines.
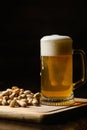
xmin=2 ymin=99 xmax=7 ymax=105
xmin=10 ymin=99 xmax=19 ymax=107
xmin=17 ymin=100 xmax=27 ymax=107
xmin=0 ymin=86 xmax=41 ymax=107
xmin=32 ymin=98 xmax=39 ymax=106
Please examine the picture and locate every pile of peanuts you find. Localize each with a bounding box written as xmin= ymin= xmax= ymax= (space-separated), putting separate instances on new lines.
xmin=0 ymin=86 xmax=41 ymax=107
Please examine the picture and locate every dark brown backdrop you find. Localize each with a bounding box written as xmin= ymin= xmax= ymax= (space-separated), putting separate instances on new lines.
xmin=0 ymin=0 xmax=87 ymax=93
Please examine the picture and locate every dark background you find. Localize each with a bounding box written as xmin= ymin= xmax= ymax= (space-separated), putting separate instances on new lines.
xmin=0 ymin=0 xmax=87 ymax=95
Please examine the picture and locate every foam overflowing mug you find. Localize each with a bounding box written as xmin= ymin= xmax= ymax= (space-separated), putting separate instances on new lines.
xmin=40 ymin=34 xmax=86 ymax=106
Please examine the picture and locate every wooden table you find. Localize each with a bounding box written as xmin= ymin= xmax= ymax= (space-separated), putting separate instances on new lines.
xmin=0 ymin=113 xmax=87 ymax=130
xmin=0 ymin=98 xmax=87 ymax=130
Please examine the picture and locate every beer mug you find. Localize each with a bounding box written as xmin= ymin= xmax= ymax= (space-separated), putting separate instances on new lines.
xmin=40 ymin=34 xmax=86 ymax=106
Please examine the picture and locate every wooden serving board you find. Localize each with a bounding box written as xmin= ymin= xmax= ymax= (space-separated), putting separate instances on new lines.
xmin=0 ymin=98 xmax=87 ymax=123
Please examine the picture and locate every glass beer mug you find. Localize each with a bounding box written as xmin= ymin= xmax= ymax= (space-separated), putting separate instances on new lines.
xmin=40 ymin=34 xmax=86 ymax=106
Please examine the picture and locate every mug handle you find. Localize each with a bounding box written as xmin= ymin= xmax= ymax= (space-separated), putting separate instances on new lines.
xmin=73 ymin=49 xmax=86 ymax=90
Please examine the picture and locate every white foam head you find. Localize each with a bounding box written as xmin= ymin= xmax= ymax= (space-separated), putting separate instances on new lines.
xmin=40 ymin=34 xmax=73 ymax=56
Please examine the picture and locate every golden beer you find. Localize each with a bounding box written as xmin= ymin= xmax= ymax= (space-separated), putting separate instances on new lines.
xmin=40 ymin=35 xmax=75 ymax=105
xmin=41 ymin=55 xmax=73 ymax=98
